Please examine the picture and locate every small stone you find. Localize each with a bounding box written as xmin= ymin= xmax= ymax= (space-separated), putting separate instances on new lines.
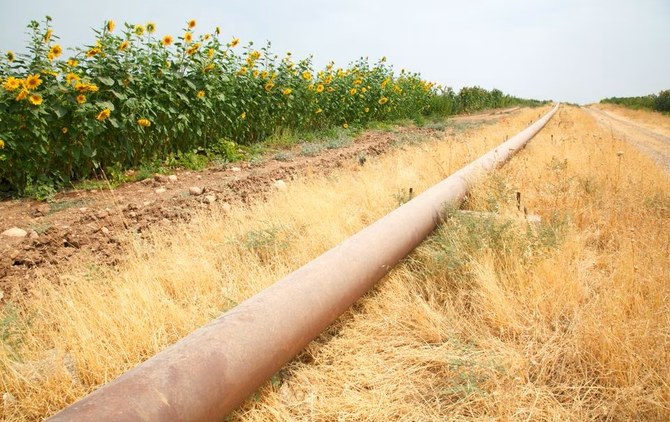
xmin=101 ymin=227 xmax=110 ymax=235
xmin=168 ymin=175 xmax=178 ymax=182
xmin=155 ymin=187 xmax=167 ymax=194
xmin=154 ymin=174 xmax=168 ymax=183
xmin=35 ymin=203 xmax=51 ymax=216
xmin=204 ymin=194 xmax=217 ymax=204
xmin=89 ymin=189 xmax=98 ymax=193
xmin=28 ymin=230 xmax=39 ymax=239
xmin=79 ymin=207 xmax=88 ymax=213
xmin=161 ymin=218 xmax=171 ymax=225
xmin=129 ymin=212 xmax=138 ymax=218
xmin=2 ymin=227 xmax=27 ymax=238
xmin=196 ymin=175 xmax=203 ymax=180
xmin=189 ymin=186 xmax=204 ymax=196
xmin=143 ymin=201 xmax=152 ymax=206
xmin=95 ymin=210 xmax=109 ymax=219
xmin=230 ymin=167 xmax=242 ymax=172
xmin=221 ymin=202 xmax=232 ymax=213
xmin=273 ymin=179 xmax=287 ymax=191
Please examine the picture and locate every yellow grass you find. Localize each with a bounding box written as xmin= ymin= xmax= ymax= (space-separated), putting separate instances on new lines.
xmin=594 ymin=103 xmax=670 ymax=136
xmin=2 ymin=105 xmax=669 ymax=420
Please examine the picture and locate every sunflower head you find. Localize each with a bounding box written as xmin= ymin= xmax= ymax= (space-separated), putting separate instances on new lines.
xmin=2 ymin=76 xmax=21 ymax=92
xmin=282 ymin=88 xmax=292 ymax=95
xmin=137 ymin=118 xmax=151 ymax=127
xmin=24 ymin=74 xmax=43 ymax=91
xmin=264 ymin=81 xmax=275 ymax=92
xmin=196 ymin=90 xmax=205 ymax=99
xmin=302 ymin=71 xmax=312 ymax=81
xmin=0 ymin=139 xmax=5 ymax=149
xmin=316 ymin=84 xmax=324 ymax=93
xmin=76 ymin=94 xmax=86 ymax=104
xmin=134 ymin=25 xmax=145 ymax=36
xmin=107 ymin=20 xmax=115 ymax=32
xmin=96 ymin=108 xmax=111 ymax=121
xmin=49 ymin=44 xmax=63 ymax=60
xmin=378 ymin=97 xmax=389 ymax=105
xmin=146 ymin=22 xmax=156 ymax=34
xmin=188 ymin=19 xmax=196 ymax=29
xmin=44 ymin=29 xmax=53 ymax=44
xmin=184 ymin=32 xmax=193 ymax=43
xmin=162 ymin=35 xmax=173 ymax=46
xmin=6 ymin=51 xmax=15 ymax=62
xmin=230 ymin=38 xmax=240 ymax=47
xmin=119 ymin=41 xmax=130 ymax=52
xmin=29 ymin=94 xmax=43 ymax=106
xmin=67 ymin=59 xmax=79 ymax=67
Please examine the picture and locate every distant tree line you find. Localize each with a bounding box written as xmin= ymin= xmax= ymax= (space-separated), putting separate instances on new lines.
xmin=600 ymin=90 xmax=670 ymax=113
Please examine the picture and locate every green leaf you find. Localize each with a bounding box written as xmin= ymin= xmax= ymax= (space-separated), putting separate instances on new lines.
xmin=54 ymin=107 xmax=67 ymax=118
xmin=98 ymin=76 xmax=115 ymax=86
xmin=96 ymin=101 xmax=115 ymax=111
xmin=110 ymin=90 xmax=127 ymax=101
xmin=185 ymin=80 xmax=196 ymax=90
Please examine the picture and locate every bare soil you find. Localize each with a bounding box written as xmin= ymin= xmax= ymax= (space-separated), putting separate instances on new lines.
xmin=0 ymin=110 xmax=517 ymax=297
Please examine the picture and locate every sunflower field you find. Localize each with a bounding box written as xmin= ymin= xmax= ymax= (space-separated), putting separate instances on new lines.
xmin=0 ymin=17 xmax=540 ymax=195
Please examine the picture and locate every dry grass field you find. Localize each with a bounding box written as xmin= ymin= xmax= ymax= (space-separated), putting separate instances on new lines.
xmin=1 ymin=105 xmax=669 ymax=421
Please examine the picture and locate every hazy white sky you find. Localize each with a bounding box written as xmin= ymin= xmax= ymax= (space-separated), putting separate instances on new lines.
xmin=1 ymin=0 xmax=668 ymax=104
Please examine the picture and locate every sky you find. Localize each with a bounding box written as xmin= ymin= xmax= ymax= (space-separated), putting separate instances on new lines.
xmin=0 ymin=0 xmax=668 ymax=104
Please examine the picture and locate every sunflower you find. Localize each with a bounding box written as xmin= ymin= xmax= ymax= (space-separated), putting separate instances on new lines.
xmin=15 ymin=89 xmax=28 ymax=101
xmin=0 ymin=139 xmax=5 ymax=149
xmin=215 ymin=26 xmax=221 ymax=35
xmin=230 ymin=37 xmax=240 ymax=47
xmin=65 ymin=72 xmax=80 ymax=84
xmin=184 ymin=32 xmax=193 ymax=43
xmin=197 ymin=90 xmax=205 ymax=99
xmin=61 ymin=127 xmax=68 ymax=134
xmin=188 ymin=19 xmax=196 ymax=29
xmin=381 ymin=78 xmax=390 ymax=89
xmin=67 ymin=59 xmax=79 ymax=67
xmin=137 ymin=118 xmax=151 ymax=127
xmin=204 ymin=63 xmax=215 ymax=72
xmin=249 ymin=50 xmax=261 ymax=60
xmin=343 ymin=123 xmax=349 ymax=129
xmin=76 ymin=94 xmax=86 ymax=104
xmin=29 ymin=94 xmax=43 ymax=106
xmin=96 ymin=108 xmax=111 ymax=121
xmin=240 ymin=111 xmax=246 ymax=120
xmin=349 ymin=88 xmax=357 ymax=96
xmin=315 ymin=108 xmax=322 ymax=114
xmin=203 ymin=34 xmax=210 ymax=41
xmin=134 ymin=25 xmax=145 ymax=36
xmin=378 ymin=97 xmax=389 ymax=105
xmin=264 ymin=81 xmax=274 ymax=92
xmin=186 ymin=43 xmax=201 ymax=55
xmin=118 ymin=41 xmax=130 ymax=52
xmin=162 ymin=35 xmax=173 ymax=46
xmin=2 ymin=76 xmax=21 ymax=92
xmin=364 ymin=107 xmax=370 ymax=113
xmin=107 ymin=20 xmax=115 ymax=32
xmin=6 ymin=51 xmax=15 ymax=62
xmin=146 ymin=22 xmax=156 ymax=34
xmin=302 ymin=71 xmax=312 ymax=81
xmin=24 ymin=74 xmax=42 ymax=90
xmin=49 ymin=44 xmax=63 ymax=59
xmin=86 ymin=48 xmax=100 ymax=58
xmin=315 ymin=84 xmax=324 ymax=93
xmin=282 ymin=88 xmax=292 ymax=95
xmin=236 ymin=66 xmax=248 ymax=76
xmin=44 ymin=29 xmax=53 ymax=44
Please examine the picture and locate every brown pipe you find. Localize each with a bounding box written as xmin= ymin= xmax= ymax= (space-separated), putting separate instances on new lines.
xmin=47 ymin=104 xmax=559 ymax=421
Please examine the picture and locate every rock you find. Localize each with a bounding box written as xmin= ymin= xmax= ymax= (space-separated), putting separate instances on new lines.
xmin=155 ymin=187 xmax=167 ymax=194
xmin=143 ymin=201 xmax=152 ymax=206
xmin=204 ymin=194 xmax=217 ymax=204
xmin=230 ymin=166 xmax=242 ymax=172
xmin=79 ymin=207 xmax=88 ymax=213
xmin=2 ymin=227 xmax=27 ymax=238
xmin=168 ymin=174 xmax=178 ymax=182
xmin=154 ymin=174 xmax=168 ymax=183
xmin=34 ymin=203 xmax=51 ymax=216
xmin=129 ymin=212 xmax=138 ymax=218
xmin=221 ymin=202 xmax=232 ymax=213
xmin=161 ymin=218 xmax=171 ymax=225
xmin=189 ymin=186 xmax=204 ymax=196
xmin=28 ymin=230 xmax=39 ymax=239
xmin=100 ymin=227 xmax=110 ymax=235
xmin=196 ymin=175 xmax=202 ymax=180
xmin=95 ymin=210 xmax=109 ymax=219
xmin=274 ymin=179 xmax=287 ymax=191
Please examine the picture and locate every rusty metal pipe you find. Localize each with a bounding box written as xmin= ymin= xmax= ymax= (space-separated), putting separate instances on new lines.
xmin=47 ymin=104 xmax=559 ymax=421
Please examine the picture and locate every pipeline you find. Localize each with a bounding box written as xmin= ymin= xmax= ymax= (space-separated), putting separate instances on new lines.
xmin=47 ymin=104 xmax=560 ymax=421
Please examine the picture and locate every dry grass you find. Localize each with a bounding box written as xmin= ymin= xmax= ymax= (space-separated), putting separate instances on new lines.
xmin=593 ymin=103 xmax=670 ymax=136
xmin=0 ymin=107 xmax=544 ymax=420
xmin=2 ymin=105 xmax=669 ymax=421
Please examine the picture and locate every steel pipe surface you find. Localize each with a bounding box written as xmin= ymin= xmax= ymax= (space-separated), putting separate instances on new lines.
xmin=48 ymin=104 xmax=559 ymax=421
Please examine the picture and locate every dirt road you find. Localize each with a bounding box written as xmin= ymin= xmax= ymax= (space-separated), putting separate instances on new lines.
xmin=585 ymin=106 xmax=670 ymax=171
